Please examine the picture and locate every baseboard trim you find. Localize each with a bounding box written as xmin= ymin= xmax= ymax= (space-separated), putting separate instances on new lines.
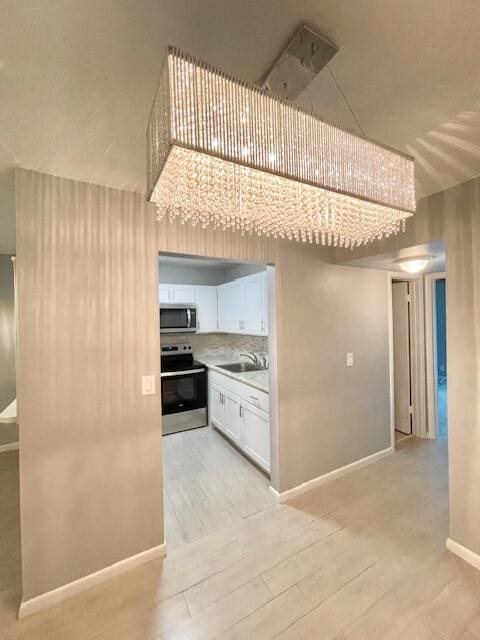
xmin=446 ymin=538 xmax=480 ymax=571
xmin=0 ymin=442 xmax=19 ymax=453
xmin=274 ymin=446 xmax=393 ymax=503
xmin=269 ymin=485 xmax=280 ymax=499
xmin=19 ymin=542 xmax=167 ymax=619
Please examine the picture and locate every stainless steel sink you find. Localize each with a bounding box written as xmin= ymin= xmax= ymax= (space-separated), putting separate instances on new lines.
xmin=217 ymin=362 xmax=267 ymax=373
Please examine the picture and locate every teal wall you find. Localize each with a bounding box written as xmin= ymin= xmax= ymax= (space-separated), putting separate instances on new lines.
xmin=435 ymin=279 xmax=447 ymax=380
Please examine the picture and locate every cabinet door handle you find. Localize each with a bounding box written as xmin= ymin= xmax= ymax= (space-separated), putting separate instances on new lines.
xmin=239 ymin=405 xmax=243 ymax=418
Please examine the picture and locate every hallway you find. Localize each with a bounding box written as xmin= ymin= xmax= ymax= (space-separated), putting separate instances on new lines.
xmin=2 ymin=437 xmax=480 ymax=640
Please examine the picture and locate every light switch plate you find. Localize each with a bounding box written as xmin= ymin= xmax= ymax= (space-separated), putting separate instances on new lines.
xmin=142 ymin=375 xmax=156 ymax=396
xmin=346 ymin=352 xmax=354 ymax=367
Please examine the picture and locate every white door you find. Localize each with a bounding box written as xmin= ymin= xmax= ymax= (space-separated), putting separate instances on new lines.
xmin=196 ymin=285 xmax=218 ymax=332
xmin=209 ymin=383 xmax=225 ymax=431
xmin=171 ymin=285 xmax=196 ymax=304
xmin=159 ymin=284 xmax=171 ymax=303
xmin=218 ymin=281 xmax=244 ymax=332
xmin=242 ymin=403 xmax=270 ymax=471
xmin=223 ymin=392 xmax=242 ymax=444
xmin=392 ymin=281 xmax=412 ymax=434
xmin=244 ymin=274 xmax=263 ymax=335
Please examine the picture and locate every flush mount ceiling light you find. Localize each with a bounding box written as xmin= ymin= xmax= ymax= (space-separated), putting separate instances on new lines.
xmin=395 ymin=256 xmax=433 ymax=273
xmin=147 ymin=46 xmax=416 ymax=247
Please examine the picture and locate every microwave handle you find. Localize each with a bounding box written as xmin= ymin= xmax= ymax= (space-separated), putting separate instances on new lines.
xmin=186 ymin=307 xmax=191 ymax=328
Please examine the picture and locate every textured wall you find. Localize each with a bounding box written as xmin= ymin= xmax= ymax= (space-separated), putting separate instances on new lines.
xmin=16 ymin=170 xmax=163 ymax=600
xmin=16 ymin=169 xmax=392 ymax=600
xmin=156 ymin=216 xmax=392 ymax=493
xmin=336 ymin=175 xmax=480 ymax=559
xmin=0 ymin=253 xmax=17 ymax=445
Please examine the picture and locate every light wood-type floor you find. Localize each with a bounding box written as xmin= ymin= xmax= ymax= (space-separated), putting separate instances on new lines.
xmin=163 ymin=427 xmax=276 ymax=550
xmin=2 ymin=431 xmax=480 ymax=640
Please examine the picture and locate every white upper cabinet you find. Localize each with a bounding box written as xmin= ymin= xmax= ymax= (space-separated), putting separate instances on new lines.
xmin=171 ymin=285 xmax=196 ymax=304
xmin=159 ymin=284 xmax=196 ymax=304
xmin=160 ymin=270 xmax=268 ymax=336
xmin=195 ymin=285 xmax=218 ymax=333
xmin=218 ymin=271 xmax=268 ymax=335
xmin=159 ymin=284 xmax=171 ymax=304
xmin=243 ymin=274 xmax=263 ymax=335
xmin=218 ymin=279 xmax=245 ymax=332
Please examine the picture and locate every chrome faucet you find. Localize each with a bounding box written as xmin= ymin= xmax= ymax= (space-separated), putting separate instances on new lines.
xmin=240 ymin=352 xmax=267 ymax=369
xmin=240 ymin=352 xmax=259 ymax=366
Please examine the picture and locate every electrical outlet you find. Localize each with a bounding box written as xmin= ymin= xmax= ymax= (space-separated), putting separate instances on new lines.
xmin=346 ymin=352 xmax=354 ymax=367
xmin=142 ymin=375 xmax=156 ymax=396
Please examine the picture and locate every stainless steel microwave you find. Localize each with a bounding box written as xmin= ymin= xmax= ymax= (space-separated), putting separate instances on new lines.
xmin=160 ymin=304 xmax=198 ymax=333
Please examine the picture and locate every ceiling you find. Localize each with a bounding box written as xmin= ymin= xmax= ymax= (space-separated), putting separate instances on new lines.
xmin=1 ymin=0 xmax=480 ymax=213
xmin=159 ymin=254 xmax=257 ymax=270
xmin=343 ymin=241 xmax=446 ymax=274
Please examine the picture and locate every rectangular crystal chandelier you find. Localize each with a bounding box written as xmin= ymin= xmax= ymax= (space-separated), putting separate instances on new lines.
xmin=147 ymin=47 xmax=416 ymax=247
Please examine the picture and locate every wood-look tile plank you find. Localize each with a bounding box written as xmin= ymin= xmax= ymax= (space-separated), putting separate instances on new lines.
xmin=215 ymin=585 xmax=312 ymax=640
xmin=162 ymin=577 xmax=271 ymax=640
xmin=184 ymin=517 xmax=340 ymax=615
xmin=3 ymin=434 xmax=478 ymax=640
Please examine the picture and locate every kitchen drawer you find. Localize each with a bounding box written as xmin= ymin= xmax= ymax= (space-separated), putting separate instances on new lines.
xmin=208 ymin=369 xmax=269 ymax=413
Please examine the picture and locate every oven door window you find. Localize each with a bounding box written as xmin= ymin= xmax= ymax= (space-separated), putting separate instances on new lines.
xmin=160 ymin=307 xmax=189 ymax=330
xmin=161 ymin=371 xmax=206 ymax=415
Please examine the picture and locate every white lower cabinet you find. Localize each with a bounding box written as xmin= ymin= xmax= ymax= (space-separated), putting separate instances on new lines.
xmin=210 ymin=383 xmax=225 ymax=429
xmin=242 ymin=403 xmax=270 ymax=471
xmin=208 ymin=370 xmax=270 ymax=472
xmin=223 ymin=393 xmax=242 ymax=445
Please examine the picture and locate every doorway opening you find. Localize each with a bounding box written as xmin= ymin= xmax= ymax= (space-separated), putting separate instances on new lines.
xmin=158 ymin=252 xmax=278 ymax=550
xmin=435 ymin=279 xmax=447 ymax=438
xmin=426 ymin=272 xmax=447 ymax=440
xmin=391 ymin=279 xmax=414 ymax=443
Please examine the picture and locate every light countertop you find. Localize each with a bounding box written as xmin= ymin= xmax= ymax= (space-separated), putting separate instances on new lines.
xmin=197 ymin=357 xmax=269 ymax=394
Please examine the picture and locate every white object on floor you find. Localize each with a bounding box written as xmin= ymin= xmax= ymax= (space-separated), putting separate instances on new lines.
xmin=0 ymin=399 xmax=17 ymax=424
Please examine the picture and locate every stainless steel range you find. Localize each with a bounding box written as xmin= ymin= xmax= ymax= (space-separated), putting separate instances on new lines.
xmin=160 ymin=344 xmax=207 ymax=435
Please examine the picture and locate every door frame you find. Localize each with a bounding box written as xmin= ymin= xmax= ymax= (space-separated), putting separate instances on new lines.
xmin=158 ymin=253 xmax=280 ymax=492
xmin=425 ymin=272 xmax=446 ymax=440
xmin=388 ymin=272 xmax=427 ymax=449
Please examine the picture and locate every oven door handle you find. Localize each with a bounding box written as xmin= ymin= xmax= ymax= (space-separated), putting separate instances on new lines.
xmin=186 ymin=307 xmax=191 ymax=328
xmin=161 ymin=368 xmax=205 ymax=378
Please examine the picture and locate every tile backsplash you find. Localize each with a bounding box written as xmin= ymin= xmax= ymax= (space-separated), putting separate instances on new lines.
xmin=161 ymin=332 xmax=268 ymax=361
